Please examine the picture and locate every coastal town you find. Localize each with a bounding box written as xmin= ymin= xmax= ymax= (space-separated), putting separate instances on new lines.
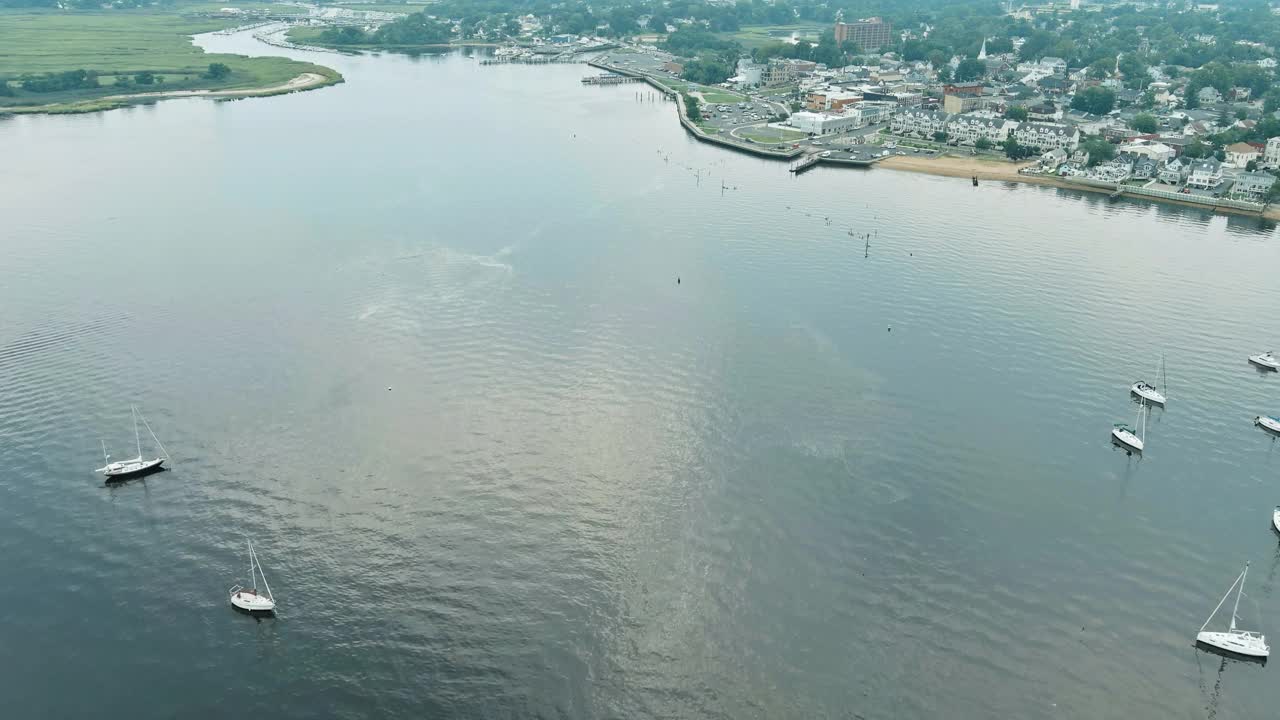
xmin=564 ymin=11 xmax=1280 ymax=214
xmin=417 ymin=1 xmax=1280 ymax=215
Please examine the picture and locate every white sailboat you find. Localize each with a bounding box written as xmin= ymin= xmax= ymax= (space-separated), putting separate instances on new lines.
xmin=1131 ymin=355 xmax=1167 ymax=405
xmin=1196 ymin=562 xmax=1269 ymax=659
xmin=1273 ymin=506 xmax=1280 ymax=534
xmin=1249 ymin=351 xmax=1279 ymax=370
xmin=1111 ymin=400 xmax=1147 ymax=453
xmin=229 ymin=540 xmax=276 ymax=614
xmin=95 ymin=405 xmax=169 ymax=479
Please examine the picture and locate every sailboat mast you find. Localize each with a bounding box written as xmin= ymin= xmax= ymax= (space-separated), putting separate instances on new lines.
xmin=1231 ymin=562 xmax=1249 ymax=630
xmin=248 ymin=540 xmax=254 ymax=587
xmin=254 ymin=544 xmax=274 ymax=601
xmin=131 ymin=405 xmax=141 ymax=459
xmin=1201 ymin=567 xmax=1243 ymax=632
xmin=101 ymin=439 xmax=109 ymax=464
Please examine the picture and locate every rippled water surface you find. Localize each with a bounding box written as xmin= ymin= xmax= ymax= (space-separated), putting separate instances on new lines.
xmin=4 ymin=30 xmax=1280 ymax=719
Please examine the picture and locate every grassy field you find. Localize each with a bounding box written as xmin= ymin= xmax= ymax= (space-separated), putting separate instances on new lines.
xmin=737 ymin=126 xmax=807 ymax=144
xmin=652 ymin=77 xmax=743 ymax=104
xmin=0 ymin=6 xmax=341 ymax=111
xmin=727 ymin=24 xmax=828 ymax=50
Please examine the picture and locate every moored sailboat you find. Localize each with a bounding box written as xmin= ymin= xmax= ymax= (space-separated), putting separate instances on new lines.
xmin=1112 ymin=400 xmax=1147 ymax=453
xmin=95 ymin=406 xmax=169 ymax=480
xmin=1196 ymin=562 xmax=1269 ymax=659
xmin=230 ymin=540 xmax=276 ymax=615
xmin=1131 ymin=355 xmax=1167 ymax=406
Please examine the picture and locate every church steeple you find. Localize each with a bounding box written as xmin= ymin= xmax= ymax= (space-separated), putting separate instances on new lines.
xmin=978 ymin=38 xmax=987 ymax=60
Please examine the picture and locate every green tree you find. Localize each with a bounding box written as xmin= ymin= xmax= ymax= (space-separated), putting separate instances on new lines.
xmin=1131 ymin=113 xmax=1157 ymax=133
xmin=1006 ymin=105 xmax=1028 ymax=121
xmin=133 ymin=71 xmax=155 ymax=85
xmin=955 ymin=58 xmax=985 ymax=82
xmin=682 ymin=92 xmax=701 ymax=122
xmin=937 ymin=65 xmax=952 ymax=83
xmin=1086 ymin=58 xmax=1112 ymax=80
xmin=204 ymin=62 xmax=231 ymax=80
xmin=1246 ymin=159 xmax=1259 ymax=172
xmin=975 ymin=137 xmax=994 ymax=150
xmin=1079 ymin=135 xmax=1115 ymax=166
xmin=933 ymin=131 xmax=949 ymax=143
xmin=1071 ymin=86 xmax=1116 ymax=115
xmin=319 ymin=26 xmax=368 ymax=45
xmin=1235 ymin=108 xmax=1249 ymax=121
xmin=1183 ymin=138 xmax=1211 ymax=159
xmin=1264 ymin=90 xmax=1280 ymax=114
xmin=1002 ymin=137 xmax=1034 ymax=160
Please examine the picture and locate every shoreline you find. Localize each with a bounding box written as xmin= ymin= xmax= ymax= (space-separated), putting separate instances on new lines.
xmin=878 ymin=154 xmax=1280 ymax=220
xmin=0 ymin=71 xmax=341 ymax=116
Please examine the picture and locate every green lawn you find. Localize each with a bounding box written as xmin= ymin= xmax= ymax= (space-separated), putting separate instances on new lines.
xmin=0 ymin=6 xmax=341 ymax=110
xmin=727 ymin=24 xmax=828 ymax=50
xmin=737 ymin=126 xmax=807 ymax=144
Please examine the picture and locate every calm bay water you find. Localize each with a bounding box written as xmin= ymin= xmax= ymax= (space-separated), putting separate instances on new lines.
xmin=4 ymin=29 xmax=1280 ymax=719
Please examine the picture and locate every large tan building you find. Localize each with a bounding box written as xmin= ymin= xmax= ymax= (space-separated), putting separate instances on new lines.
xmin=834 ymin=18 xmax=893 ymax=50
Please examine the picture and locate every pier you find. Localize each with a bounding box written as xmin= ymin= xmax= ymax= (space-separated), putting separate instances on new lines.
xmin=582 ymin=74 xmax=643 ymax=85
xmin=790 ymin=154 xmax=821 ymax=174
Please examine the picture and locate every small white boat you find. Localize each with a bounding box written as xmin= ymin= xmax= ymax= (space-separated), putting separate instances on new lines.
xmin=1112 ymin=401 xmax=1147 ymax=453
xmin=1273 ymin=506 xmax=1280 ymax=534
xmin=230 ymin=540 xmax=276 ymax=614
xmin=1196 ymin=562 xmax=1269 ymax=659
xmin=95 ymin=405 xmax=169 ymax=480
xmin=1130 ymin=355 xmax=1167 ymax=405
xmin=1249 ymin=351 xmax=1279 ymax=370
xmin=1256 ymin=415 xmax=1280 ymax=434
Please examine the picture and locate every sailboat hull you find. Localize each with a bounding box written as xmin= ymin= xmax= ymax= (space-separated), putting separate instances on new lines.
xmin=98 ymin=457 xmax=165 ymax=480
xmin=1111 ymin=429 xmax=1143 ymax=452
xmin=1130 ymin=384 xmax=1166 ymax=405
xmin=230 ymin=587 xmax=276 ymax=614
xmin=1196 ymin=631 xmax=1270 ymax=658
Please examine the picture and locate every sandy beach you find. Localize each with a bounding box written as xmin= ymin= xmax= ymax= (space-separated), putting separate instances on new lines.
xmin=880 ymin=153 xmax=1280 ymax=220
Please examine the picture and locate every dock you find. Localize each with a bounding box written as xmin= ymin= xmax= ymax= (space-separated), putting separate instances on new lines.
xmin=582 ymin=74 xmax=643 ymax=85
xmin=790 ymin=154 xmax=821 ymax=174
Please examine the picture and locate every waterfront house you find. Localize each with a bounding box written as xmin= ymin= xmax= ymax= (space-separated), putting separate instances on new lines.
xmin=1158 ymin=157 xmax=1189 ymax=184
xmin=1186 ymin=159 xmax=1224 ymax=189
xmin=1041 ymin=148 xmax=1068 ymax=169
xmin=890 ymin=108 xmax=950 ymax=137
xmin=1224 ymin=141 xmax=1262 ymax=168
xmin=1229 ymin=171 xmax=1276 ymax=200
xmin=947 ymin=115 xmax=1014 ymax=145
xmin=1013 ymin=122 xmax=1080 ymax=152
xmin=1131 ymin=156 xmax=1160 ymax=180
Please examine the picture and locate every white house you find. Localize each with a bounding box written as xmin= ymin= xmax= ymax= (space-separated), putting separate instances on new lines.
xmin=1013 ymin=122 xmax=1080 ymax=151
xmin=947 ymin=115 xmax=1015 ymax=145
xmin=1263 ymin=136 xmax=1280 ymax=169
xmin=1224 ymin=141 xmax=1261 ymax=168
xmin=1158 ymin=157 xmax=1189 ymax=184
xmin=1186 ymin=158 xmax=1224 ymax=189
xmin=1117 ymin=140 xmax=1175 ymax=165
xmin=1230 ymin=171 xmax=1276 ymax=200
xmin=890 ymin=109 xmax=951 ymax=137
